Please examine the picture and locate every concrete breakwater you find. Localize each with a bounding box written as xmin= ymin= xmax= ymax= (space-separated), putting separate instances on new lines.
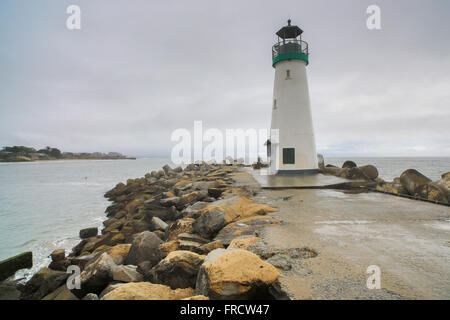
xmin=1 ymin=159 xmax=449 ymax=300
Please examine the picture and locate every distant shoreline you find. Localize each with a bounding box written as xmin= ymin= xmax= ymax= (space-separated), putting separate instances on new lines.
xmin=0 ymin=157 xmax=136 ymax=163
xmin=0 ymin=146 xmax=136 ymax=163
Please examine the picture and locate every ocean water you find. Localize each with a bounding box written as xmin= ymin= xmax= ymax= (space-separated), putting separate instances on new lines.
xmin=0 ymin=158 xmax=172 ymax=279
xmin=0 ymin=157 xmax=448 ymax=280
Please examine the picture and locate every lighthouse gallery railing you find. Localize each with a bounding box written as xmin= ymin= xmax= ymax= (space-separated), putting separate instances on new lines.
xmin=272 ymin=39 xmax=309 ymax=60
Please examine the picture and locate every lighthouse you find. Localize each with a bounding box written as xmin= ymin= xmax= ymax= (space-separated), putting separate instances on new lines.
xmin=268 ymin=20 xmax=318 ymax=174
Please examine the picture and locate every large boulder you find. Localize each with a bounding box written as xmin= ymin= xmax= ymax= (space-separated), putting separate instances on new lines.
xmin=20 ymin=267 xmax=69 ymax=300
xmin=124 ymin=231 xmax=164 ymax=267
xmin=149 ymin=251 xmax=205 ymax=289
xmin=42 ymin=285 xmax=79 ymax=300
xmin=101 ymin=282 xmax=194 ymax=300
xmin=151 ymin=216 xmax=169 ymax=232
xmin=108 ymin=244 xmax=131 ymax=265
xmin=195 ymin=249 xmax=279 ymax=299
xmin=415 ymin=182 xmax=450 ymax=203
xmin=79 ymin=227 xmax=98 ymax=239
xmin=359 ymin=165 xmax=379 ymax=180
xmin=342 ymin=160 xmax=357 ymax=169
xmin=113 ymin=265 xmax=144 ymax=283
xmin=228 ymin=236 xmax=261 ymax=250
xmin=400 ymin=169 xmax=432 ymax=195
xmin=71 ymin=252 xmax=117 ymax=298
xmin=0 ymin=281 xmax=22 ymax=300
xmin=193 ymin=196 xmax=277 ymax=238
xmin=0 ymin=251 xmax=32 ymax=281
xmin=192 ymin=207 xmax=228 ymax=238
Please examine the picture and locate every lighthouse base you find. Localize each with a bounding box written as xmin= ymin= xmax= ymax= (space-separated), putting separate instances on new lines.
xmin=274 ymin=169 xmax=319 ymax=175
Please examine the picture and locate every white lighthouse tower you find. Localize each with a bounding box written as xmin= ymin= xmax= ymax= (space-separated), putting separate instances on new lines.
xmin=268 ymin=20 xmax=318 ymax=174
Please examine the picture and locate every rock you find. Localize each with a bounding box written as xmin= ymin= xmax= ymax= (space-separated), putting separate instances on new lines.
xmin=376 ymin=182 xmax=408 ymax=195
xmin=162 ymin=164 xmax=173 ymax=175
xmin=180 ymin=192 xmax=200 ymax=206
xmin=183 ymin=201 xmax=208 ymax=216
xmin=101 ymin=282 xmax=194 ymax=300
xmin=0 ymin=251 xmax=33 ymax=282
xmin=108 ymin=244 xmax=131 ymax=265
xmin=50 ymin=249 xmax=65 ymax=262
xmin=125 ymin=231 xmax=164 ymax=267
xmin=228 ymin=236 xmax=261 ymax=250
xmin=98 ymin=283 xmax=125 ymax=298
xmin=151 ymin=216 xmax=169 ymax=232
xmin=174 ymin=179 xmax=191 ymax=188
xmin=82 ymin=232 xmax=120 ymax=253
xmin=342 ymin=160 xmax=357 ymax=168
xmin=195 ymin=249 xmax=279 ymax=299
xmin=359 ymin=165 xmax=379 ymax=180
xmin=102 ymin=221 xmax=123 ymax=234
xmin=208 ymin=187 xmax=225 ymax=198
xmin=48 ymin=257 xmax=70 ymax=272
xmin=113 ymin=265 xmax=144 ymax=282
xmin=160 ymin=197 xmax=181 ymax=207
xmin=42 ymin=285 xmax=79 ymax=300
xmin=82 ymin=293 xmax=99 ymax=300
xmin=196 ymin=240 xmax=224 ymax=254
xmin=166 ymin=218 xmax=195 ymax=241
xmin=415 ymin=182 xmax=450 ymax=203
xmin=214 ymin=215 xmax=280 ymax=246
xmin=71 ymin=252 xmax=117 ymax=298
xmin=193 ymin=208 xmax=227 ymax=238
xmin=159 ymin=240 xmax=179 ymax=255
xmin=194 ymin=197 xmax=277 ymax=238
xmin=20 ymin=267 xmax=69 ymax=300
xmin=68 ymin=252 xmax=103 ymax=270
xmin=182 ymin=295 xmax=209 ymax=300
xmin=0 ymin=281 xmax=21 ymax=300
xmin=339 ymin=167 xmax=369 ymax=180
xmin=177 ymin=233 xmax=209 ymax=244
xmin=79 ymin=227 xmax=98 ymax=239
xmin=400 ymin=169 xmax=432 ymax=195
xmin=178 ymin=240 xmax=203 ymax=252
xmin=150 ymin=251 xmax=205 ymax=289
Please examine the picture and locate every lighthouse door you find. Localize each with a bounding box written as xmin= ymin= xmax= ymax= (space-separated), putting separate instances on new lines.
xmin=283 ymin=148 xmax=295 ymax=164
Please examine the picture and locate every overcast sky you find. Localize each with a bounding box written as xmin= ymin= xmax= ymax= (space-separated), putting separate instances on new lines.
xmin=0 ymin=0 xmax=449 ymax=158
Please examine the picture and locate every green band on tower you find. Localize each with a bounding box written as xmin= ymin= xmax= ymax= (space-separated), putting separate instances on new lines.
xmin=272 ymin=52 xmax=309 ymax=67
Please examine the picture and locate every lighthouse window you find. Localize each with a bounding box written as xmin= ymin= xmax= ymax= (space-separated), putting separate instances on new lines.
xmin=283 ymin=148 xmax=295 ymax=164
xmin=286 ymin=69 xmax=291 ymax=79
xmin=273 ymin=99 xmax=277 ymax=109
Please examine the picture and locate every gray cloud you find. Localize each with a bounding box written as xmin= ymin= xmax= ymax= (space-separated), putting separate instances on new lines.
xmin=0 ymin=0 xmax=449 ymax=157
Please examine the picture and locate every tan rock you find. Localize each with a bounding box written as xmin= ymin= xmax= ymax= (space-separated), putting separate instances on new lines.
xmin=207 ymin=196 xmax=277 ymax=223
xmin=196 ymin=249 xmax=279 ymax=299
xmin=196 ymin=240 xmax=224 ymax=254
xmin=228 ymin=237 xmax=261 ymax=250
xmin=160 ymin=240 xmax=179 ymax=254
xmin=108 ymin=244 xmax=131 ymax=261
xmin=166 ymin=218 xmax=195 ymax=241
xmin=182 ymin=295 xmax=209 ymax=300
xmin=174 ymin=180 xmax=191 ymax=188
xmin=93 ymin=245 xmax=112 ymax=253
xmin=150 ymin=251 xmax=205 ymax=289
xmin=50 ymin=249 xmax=65 ymax=262
xmin=101 ymin=282 xmax=194 ymax=300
